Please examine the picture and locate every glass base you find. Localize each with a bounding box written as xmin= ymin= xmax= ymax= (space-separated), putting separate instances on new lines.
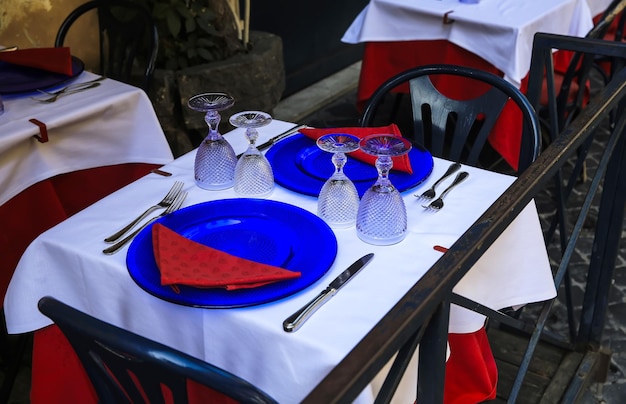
xmin=194 ymin=138 xmax=236 ymax=190
xmin=356 ymin=228 xmax=407 ymax=245
xmin=195 ymin=178 xmax=235 ymax=191
xmin=317 ymin=178 xmax=359 ymax=229
xmin=234 ymin=154 xmax=274 ymax=197
xmin=356 ymin=187 xmax=407 ymax=245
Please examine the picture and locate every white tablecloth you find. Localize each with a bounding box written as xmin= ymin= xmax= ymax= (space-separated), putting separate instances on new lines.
xmin=0 ymin=72 xmax=174 ymax=206
xmin=4 ymin=120 xmax=556 ymax=403
xmin=342 ymin=0 xmax=595 ymax=86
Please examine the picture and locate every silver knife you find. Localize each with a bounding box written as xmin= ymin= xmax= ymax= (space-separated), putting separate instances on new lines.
xmin=238 ymin=123 xmax=307 ymax=158
xmin=283 ymin=253 xmax=375 ymax=332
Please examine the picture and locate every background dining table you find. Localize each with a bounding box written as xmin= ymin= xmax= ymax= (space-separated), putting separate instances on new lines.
xmin=4 ymin=118 xmax=556 ymax=403
xmin=341 ymin=0 xmax=611 ymax=170
xmin=0 ymin=71 xmax=174 ymax=304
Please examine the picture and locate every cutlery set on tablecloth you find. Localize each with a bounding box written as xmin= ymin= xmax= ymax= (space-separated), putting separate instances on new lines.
xmin=415 ymin=162 xmax=469 ymax=211
xmin=99 ymin=128 xmax=470 ymax=331
xmin=31 ymin=76 xmax=106 ymax=103
xmin=102 ymin=181 xmax=186 ymax=254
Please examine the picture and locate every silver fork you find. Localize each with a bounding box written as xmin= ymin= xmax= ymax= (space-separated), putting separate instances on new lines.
xmin=32 ymin=76 xmax=106 ymax=103
xmin=104 ymin=181 xmax=184 ymax=243
xmin=423 ymin=171 xmax=469 ymax=211
xmin=103 ymin=191 xmax=188 ymax=255
xmin=415 ymin=162 xmax=461 ymax=200
xmin=32 ymin=83 xmax=102 ymax=103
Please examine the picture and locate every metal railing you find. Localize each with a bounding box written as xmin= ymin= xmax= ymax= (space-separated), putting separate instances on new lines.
xmin=303 ymin=36 xmax=626 ymax=403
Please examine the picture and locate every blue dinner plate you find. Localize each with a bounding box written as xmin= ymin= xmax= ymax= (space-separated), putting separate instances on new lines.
xmin=126 ymin=198 xmax=338 ymax=308
xmin=266 ymin=134 xmax=434 ymax=197
xmin=0 ymin=56 xmax=85 ymax=95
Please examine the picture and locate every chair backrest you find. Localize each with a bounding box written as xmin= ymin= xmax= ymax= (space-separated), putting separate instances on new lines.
xmin=54 ymin=0 xmax=159 ymax=90
xmin=360 ymin=64 xmax=540 ymax=174
xmin=38 ymin=296 xmax=278 ymax=404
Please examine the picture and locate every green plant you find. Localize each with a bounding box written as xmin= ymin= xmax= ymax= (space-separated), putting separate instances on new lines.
xmin=140 ymin=0 xmax=247 ymax=70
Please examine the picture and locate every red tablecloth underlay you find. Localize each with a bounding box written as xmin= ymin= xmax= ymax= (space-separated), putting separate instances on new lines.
xmin=32 ymin=324 xmax=496 ymax=403
xmin=0 ymin=163 xmax=159 ymax=304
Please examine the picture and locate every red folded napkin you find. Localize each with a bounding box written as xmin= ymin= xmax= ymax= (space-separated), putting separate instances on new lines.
xmin=152 ymin=223 xmax=302 ymax=291
xmin=299 ymin=124 xmax=413 ymax=174
xmin=0 ymin=47 xmax=73 ymax=76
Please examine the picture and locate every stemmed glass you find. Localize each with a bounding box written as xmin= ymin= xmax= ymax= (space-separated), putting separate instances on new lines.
xmin=316 ymin=133 xmax=360 ymax=228
xmin=188 ymin=92 xmax=236 ymax=190
xmin=356 ymin=134 xmax=412 ymax=245
xmin=229 ymin=110 xmax=274 ymax=197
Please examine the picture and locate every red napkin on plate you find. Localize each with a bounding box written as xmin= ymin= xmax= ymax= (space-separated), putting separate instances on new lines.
xmin=299 ymin=124 xmax=413 ymax=174
xmin=152 ymin=223 xmax=302 ymax=291
xmin=0 ymin=47 xmax=73 ymax=76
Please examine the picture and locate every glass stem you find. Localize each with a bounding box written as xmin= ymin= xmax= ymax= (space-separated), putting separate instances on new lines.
xmin=332 ymin=152 xmax=348 ymax=179
xmin=375 ymin=155 xmax=394 ymax=191
xmin=244 ymin=128 xmax=261 ymax=156
xmin=205 ymin=110 xmax=222 ymax=141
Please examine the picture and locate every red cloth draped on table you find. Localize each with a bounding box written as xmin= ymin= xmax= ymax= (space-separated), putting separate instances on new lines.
xmin=32 ymin=325 xmax=496 ymax=403
xmin=0 ymin=163 xmax=158 ymax=305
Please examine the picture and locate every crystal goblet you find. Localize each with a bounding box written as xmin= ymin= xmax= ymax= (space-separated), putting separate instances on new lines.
xmin=188 ymin=92 xmax=236 ymax=190
xmin=356 ymin=134 xmax=412 ymax=245
xmin=316 ymin=133 xmax=360 ymax=228
xmin=229 ymin=110 xmax=274 ymax=197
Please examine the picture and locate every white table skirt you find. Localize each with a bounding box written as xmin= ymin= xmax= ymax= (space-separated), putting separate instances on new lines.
xmin=0 ymin=72 xmax=174 ymax=206
xmin=342 ymin=0 xmax=595 ymax=86
xmin=4 ymin=119 xmax=556 ymax=403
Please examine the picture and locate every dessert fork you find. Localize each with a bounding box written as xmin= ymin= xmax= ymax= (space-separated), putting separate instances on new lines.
xmin=104 ymin=181 xmax=184 ymax=242
xmin=415 ymin=162 xmax=461 ymax=200
xmin=423 ymin=171 xmax=469 ymax=211
xmin=103 ymin=191 xmax=188 ymax=255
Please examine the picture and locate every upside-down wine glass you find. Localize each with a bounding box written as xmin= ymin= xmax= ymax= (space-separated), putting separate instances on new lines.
xmin=229 ymin=110 xmax=274 ymax=197
xmin=188 ymin=92 xmax=236 ymax=190
xmin=316 ymin=133 xmax=360 ymax=228
xmin=356 ymin=134 xmax=412 ymax=245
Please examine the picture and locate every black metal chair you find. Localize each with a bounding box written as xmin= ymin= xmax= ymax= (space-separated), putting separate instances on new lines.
xmin=360 ymin=64 xmax=541 ymax=175
xmin=54 ymin=0 xmax=159 ymax=90
xmin=0 ymin=310 xmax=30 ymax=404
xmin=38 ymin=296 xmax=278 ymax=404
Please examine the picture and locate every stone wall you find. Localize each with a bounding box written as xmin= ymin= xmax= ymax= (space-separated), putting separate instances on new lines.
xmin=148 ymin=31 xmax=286 ymax=157
xmin=0 ymin=1 xmax=99 ymax=70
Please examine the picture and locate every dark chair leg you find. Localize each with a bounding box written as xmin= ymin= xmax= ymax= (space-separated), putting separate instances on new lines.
xmin=0 ymin=309 xmax=31 ymax=403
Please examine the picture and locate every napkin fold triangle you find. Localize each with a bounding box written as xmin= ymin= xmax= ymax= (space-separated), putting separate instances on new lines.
xmin=152 ymin=223 xmax=302 ymax=291
xmin=0 ymin=47 xmax=74 ymax=76
xmin=299 ymin=124 xmax=414 ymax=174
